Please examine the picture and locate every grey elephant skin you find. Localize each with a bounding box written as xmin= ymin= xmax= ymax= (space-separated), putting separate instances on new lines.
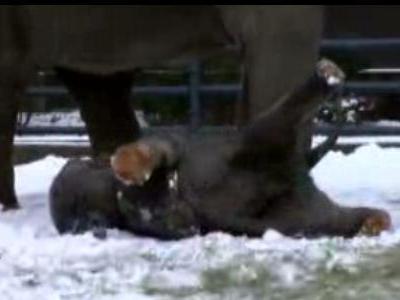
xmin=0 ymin=5 xmax=323 ymax=209
xmin=49 ymin=159 xmax=122 ymax=238
xmin=176 ymin=68 xmax=390 ymax=238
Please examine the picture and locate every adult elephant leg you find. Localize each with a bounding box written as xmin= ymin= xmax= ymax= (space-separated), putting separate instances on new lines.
xmin=57 ymin=69 xmax=140 ymax=158
xmin=0 ymin=7 xmax=31 ymax=210
xmin=234 ymin=7 xmax=322 ymax=163
xmin=0 ymin=64 xmax=30 ymax=210
xmin=0 ymin=87 xmax=21 ymax=210
xmin=220 ymin=6 xmax=323 ymax=120
xmin=222 ymin=6 xmax=323 ymax=165
xmin=245 ymin=7 xmax=322 ymax=120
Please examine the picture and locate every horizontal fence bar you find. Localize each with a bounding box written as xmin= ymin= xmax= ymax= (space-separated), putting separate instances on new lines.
xmin=25 ymin=85 xmax=241 ymax=97
xmin=315 ymin=123 xmax=400 ymax=136
xmin=343 ymin=81 xmax=400 ymax=95
xmin=15 ymin=126 xmax=238 ymax=136
xmin=25 ymin=81 xmax=400 ymax=99
xmin=321 ymin=38 xmax=400 ymax=52
xmin=15 ymin=124 xmax=400 ymax=137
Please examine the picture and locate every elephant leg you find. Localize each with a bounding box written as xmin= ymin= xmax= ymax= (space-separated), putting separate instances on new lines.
xmin=56 ymin=69 xmax=140 ymax=158
xmin=221 ymin=6 xmax=323 ymax=165
xmin=235 ymin=60 xmax=344 ymax=166
xmin=0 ymin=66 xmax=31 ymax=210
xmin=0 ymin=7 xmax=31 ymax=210
xmin=235 ymin=77 xmax=329 ymax=171
xmin=235 ymin=7 xmax=323 ymax=120
xmin=296 ymin=189 xmax=392 ymax=238
xmin=0 ymin=88 xmax=20 ymax=210
xmin=246 ymin=24 xmax=322 ymax=162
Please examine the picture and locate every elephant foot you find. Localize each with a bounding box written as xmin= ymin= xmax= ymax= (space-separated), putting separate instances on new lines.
xmin=358 ymin=209 xmax=392 ymax=236
xmin=2 ymin=203 xmax=20 ymax=212
xmin=1 ymin=196 xmax=20 ymax=211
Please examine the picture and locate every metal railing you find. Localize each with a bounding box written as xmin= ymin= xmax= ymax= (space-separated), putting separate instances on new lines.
xmin=17 ymin=38 xmax=400 ymax=136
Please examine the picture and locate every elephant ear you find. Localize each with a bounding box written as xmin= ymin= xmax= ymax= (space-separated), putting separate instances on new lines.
xmin=316 ymin=58 xmax=346 ymax=86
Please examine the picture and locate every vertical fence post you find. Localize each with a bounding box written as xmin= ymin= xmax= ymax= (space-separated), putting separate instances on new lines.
xmin=188 ymin=60 xmax=202 ymax=129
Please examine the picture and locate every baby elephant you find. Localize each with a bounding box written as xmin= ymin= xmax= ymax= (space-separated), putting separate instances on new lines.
xmin=109 ymin=59 xmax=392 ymax=239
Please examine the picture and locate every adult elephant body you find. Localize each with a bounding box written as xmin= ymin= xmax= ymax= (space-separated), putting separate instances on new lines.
xmin=26 ymin=5 xmax=323 ymax=116
xmin=0 ymin=5 xmax=322 ymax=209
xmin=0 ymin=5 xmax=323 ymax=209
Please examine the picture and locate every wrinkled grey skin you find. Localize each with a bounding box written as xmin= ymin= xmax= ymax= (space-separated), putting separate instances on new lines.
xmin=0 ymin=5 xmax=323 ymax=209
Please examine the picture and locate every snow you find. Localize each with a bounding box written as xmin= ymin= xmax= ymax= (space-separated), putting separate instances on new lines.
xmin=14 ymin=135 xmax=89 ymax=146
xmin=312 ymin=144 xmax=400 ymax=228
xmin=2 ymin=143 xmax=400 ymax=299
xmin=20 ymin=110 xmax=149 ymax=128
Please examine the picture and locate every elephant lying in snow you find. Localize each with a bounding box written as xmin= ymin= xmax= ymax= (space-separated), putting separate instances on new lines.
xmin=50 ymin=60 xmax=392 ymax=239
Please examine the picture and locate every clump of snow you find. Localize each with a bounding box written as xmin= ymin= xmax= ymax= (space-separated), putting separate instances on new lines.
xmin=2 ymin=144 xmax=400 ymax=299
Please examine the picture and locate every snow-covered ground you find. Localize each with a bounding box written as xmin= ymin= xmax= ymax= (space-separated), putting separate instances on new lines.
xmin=2 ymin=144 xmax=400 ymax=299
